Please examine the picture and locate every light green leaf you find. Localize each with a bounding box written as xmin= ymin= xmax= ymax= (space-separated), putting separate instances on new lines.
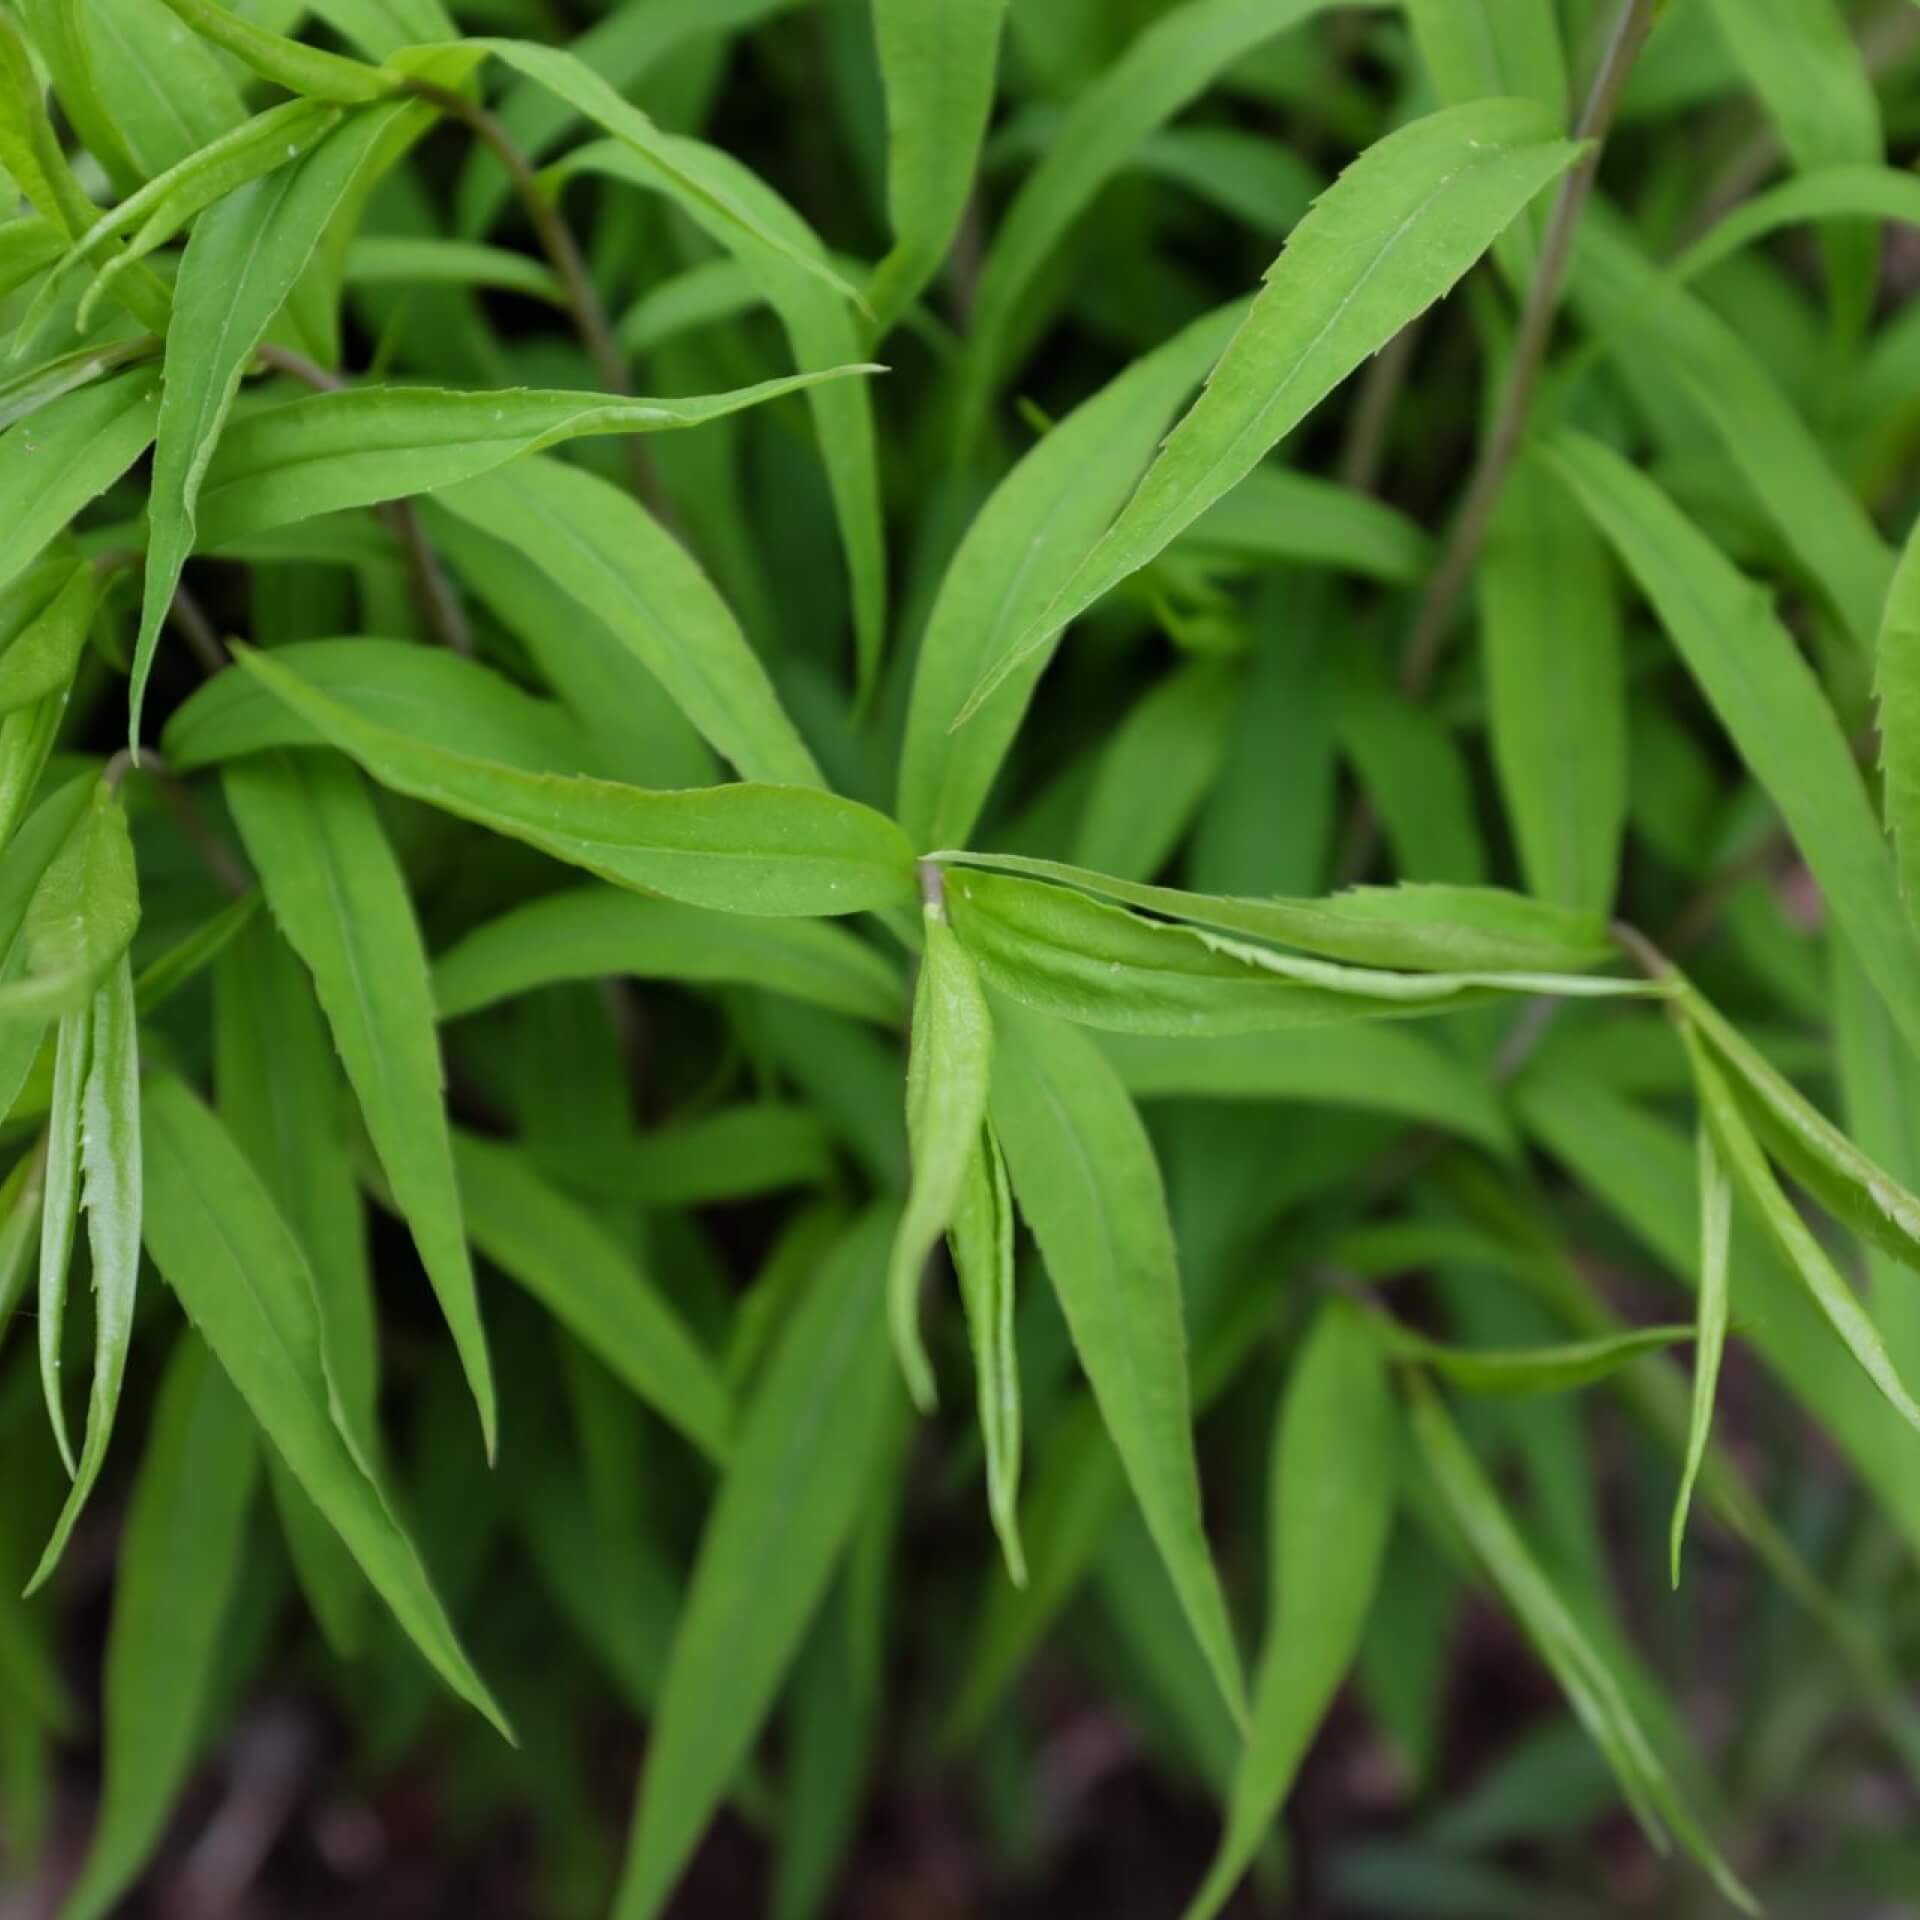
xmin=343 ymin=234 xmax=565 ymax=304
xmin=130 ymin=99 xmax=430 ymax=743
xmin=37 ymin=1004 xmax=86 ymax=1476
xmin=223 ymin=645 xmax=919 ymax=917
xmin=55 ymin=1336 xmax=257 ymax=1920
xmin=1179 ymin=465 xmax=1433 ymax=585
xmin=432 ymin=885 xmax=901 ymax=1027
xmin=2 ymin=782 xmax=140 ymax=1026
xmin=1408 ymin=1376 xmax=1755 ymax=1912
xmin=146 ymin=0 xmax=391 ymax=100
xmin=988 ymin=998 xmax=1247 ymax=1728
xmin=613 ymin=1210 xmax=901 ymax=1920
xmin=889 ymin=900 xmax=993 ymax=1409
xmin=28 ymin=953 xmax=141 ymax=1590
xmin=0 ymin=1149 xmax=47 ymax=1358
xmin=134 ymin=894 xmax=260 ymax=1016
xmin=79 ymin=0 xmax=248 ymax=178
xmin=226 ymin=751 xmax=496 ymax=1457
xmin=1184 ymin=1299 xmax=1395 ymax=1920
xmin=1687 ymin=1023 xmax=1920 ymax=1436
xmin=0 ymin=339 xmax=162 ymax=435
xmin=1669 ymin=1116 xmax=1730 ymax=1587
xmin=950 ymin=1121 xmax=1023 ymax=1585
xmin=0 ymin=371 xmax=159 ymax=598
xmin=932 ymin=852 xmax=1617 ymax=972
xmin=615 ymin=257 xmax=762 ymax=359
xmin=0 ymin=559 xmax=93 ymax=717
xmin=12 ymin=0 xmax=141 ymax=197
xmin=1879 ymin=509 xmax=1920 ymax=941
xmin=960 ymin=99 xmax=1584 ymax=716
xmin=449 ymin=1130 xmax=733 ymax=1462
xmin=1481 ymin=449 xmax=1625 ymax=918
xmin=1369 ymin=1315 xmax=1693 ymax=1396
xmin=867 ymin=0 xmax=1007 ymax=334
xmin=944 ymin=867 xmax=1645 ymax=1037
xmin=1672 ymin=164 xmax=1920 ymax=288
xmin=139 ymin=1072 xmax=508 ymax=1735
xmin=429 ymin=452 xmax=826 ymax=788
xmin=898 ymin=299 xmax=1244 ymax=850
xmin=1545 ymin=428 xmax=1920 ymax=1060
xmin=197 ymin=368 xmax=874 ymax=552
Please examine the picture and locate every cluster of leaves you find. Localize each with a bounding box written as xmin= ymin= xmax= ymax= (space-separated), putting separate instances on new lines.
xmin=5 ymin=0 xmax=1920 ymax=1913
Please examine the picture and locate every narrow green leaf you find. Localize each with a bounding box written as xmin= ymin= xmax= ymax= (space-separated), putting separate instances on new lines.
xmin=1687 ymin=1025 xmax=1920 ymax=1435
xmin=37 ymin=1004 xmax=86 ymax=1476
xmin=429 ymin=453 xmax=826 ymax=788
xmin=0 ymin=560 xmax=94 ymax=718
xmin=0 ymin=339 xmax=162 ymax=435
xmin=615 ymin=257 xmax=762 ymax=358
xmin=1408 ymin=1375 xmax=1756 ymax=1912
xmin=1369 ymin=1315 xmax=1693 ymax=1396
xmin=1672 ymin=164 xmax=1920 ymax=288
xmin=139 ymin=1072 xmax=508 ymax=1736
xmin=133 ymin=892 xmax=261 ymax=1016
xmin=226 ymin=751 xmax=496 ymax=1457
xmin=12 ymin=0 xmax=142 ymax=197
xmin=1480 ymin=449 xmax=1626 ymax=918
xmin=1546 ymin=427 xmax=1920 ymax=1061
xmin=1179 ymin=465 xmax=1433 ymax=585
xmin=613 ymin=1210 xmax=901 ymax=1920
xmin=224 ymin=645 xmax=919 ymax=917
xmin=2 ymin=782 xmax=140 ymax=1026
xmin=960 ymin=100 xmax=1584 ymax=717
xmin=1669 ymin=1118 xmax=1730 ymax=1588
xmin=146 ymin=0 xmax=391 ymax=100
xmin=950 ymin=1121 xmax=1024 ymax=1584
xmin=944 ymin=867 xmax=1646 ymax=1037
xmin=55 ymin=1335 xmax=259 ymax=1920
xmin=899 ymin=300 xmax=1243 ymax=850
xmin=197 ymin=369 xmax=874 ymax=552
xmin=1879 ymin=508 xmax=1920 ymax=941
xmin=1184 ymin=1299 xmax=1395 ymax=1920
xmin=433 ymin=885 xmax=901 ymax=1027
xmin=448 ymin=1130 xmax=733 ymax=1462
xmin=343 ymin=234 xmax=566 ymax=304
xmin=867 ymin=0 xmax=1007 ymax=334
xmin=130 ymin=99 xmax=430 ymax=743
xmin=27 ymin=953 xmax=141 ymax=1590
xmin=0 ymin=1148 xmax=47 ymax=1359
xmin=889 ymin=899 xmax=993 ymax=1410
xmin=989 ymin=998 xmax=1247 ymax=1728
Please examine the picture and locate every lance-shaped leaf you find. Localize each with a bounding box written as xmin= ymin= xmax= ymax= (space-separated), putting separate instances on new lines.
xmin=1368 ymin=1315 xmax=1693 ymax=1397
xmin=225 ymin=645 xmax=919 ymax=917
xmin=429 ymin=452 xmax=827 ymax=788
xmin=899 ymin=300 xmax=1244 ymax=851
xmin=1546 ymin=428 xmax=1920 ymax=1063
xmin=1686 ymin=1026 xmax=1920 ymax=1435
xmin=146 ymin=0 xmax=390 ymax=99
xmin=988 ymin=998 xmax=1247 ymax=1728
xmin=951 ymin=1121 xmax=1024 ymax=1584
xmin=129 ymin=99 xmax=430 ymax=744
xmin=960 ymin=99 xmax=1584 ymax=718
xmin=227 ymin=751 xmax=494 ymax=1456
xmin=888 ymin=896 xmax=993 ymax=1409
xmin=0 ymin=560 xmax=94 ymax=718
xmin=140 ymin=1074 xmax=507 ymax=1732
xmin=1184 ymin=1299 xmax=1396 ymax=1920
xmin=1673 ymin=165 xmax=1920 ymax=287
xmin=0 ymin=782 xmax=140 ymax=1026
xmin=55 ymin=1335 xmax=259 ymax=1920
xmin=0 ymin=372 xmax=159 ymax=598
xmin=1408 ymin=1376 xmax=1756 ymax=1913
xmin=196 ymin=369 xmax=874 ymax=552
xmin=433 ymin=886 xmax=901 ymax=1027
xmin=944 ymin=868 xmax=1647 ymax=1037
xmin=28 ymin=954 xmax=140 ymax=1590
xmin=613 ymin=1211 xmax=901 ymax=1920
xmin=929 ymin=851 xmax=1616 ymax=973
xmin=134 ymin=893 xmax=261 ymax=1017
xmin=867 ymin=0 xmax=1007 ymax=334
xmin=1879 ymin=510 xmax=1920 ymax=941
xmin=0 ymin=339 xmax=162 ymax=436
xmin=1670 ymin=1116 xmax=1731 ymax=1587
xmin=37 ymin=1005 xmax=86 ymax=1476
xmin=448 ymin=1131 xmax=733 ymax=1463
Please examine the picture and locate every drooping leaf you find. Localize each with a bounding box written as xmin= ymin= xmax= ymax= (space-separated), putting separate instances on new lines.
xmin=613 ymin=1210 xmax=902 ymax=1920
xmin=226 ymin=750 xmax=496 ymax=1456
xmin=1369 ymin=1315 xmax=1694 ymax=1397
xmin=139 ymin=1072 xmax=508 ymax=1735
xmin=960 ymin=99 xmax=1584 ymax=717
xmin=1184 ymin=1299 xmax=1396 ymax=1920
xmin=223 ymin=644 xmax=919 ymax=917
xmin=888 ymin=897 xmax=993 ymax=1409
xmin=988 ymin=997 xmax=1247 ymax=1728
xmin=55 ymin=1335 xmax=259 ymax=1920
xmin=1672 ymin=165 xmax=1920 ymax=288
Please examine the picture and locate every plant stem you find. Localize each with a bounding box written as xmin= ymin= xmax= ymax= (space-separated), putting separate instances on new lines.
xmin=1396 ymin=0 xmax=1657 ymax=701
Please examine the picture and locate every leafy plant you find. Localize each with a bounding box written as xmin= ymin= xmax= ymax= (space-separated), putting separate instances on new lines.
xmin=3 ymin=0 xmax=1920 ymax=1914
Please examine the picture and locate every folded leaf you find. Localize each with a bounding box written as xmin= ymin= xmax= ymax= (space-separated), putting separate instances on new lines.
xmin=146 ymin=0 xmax=390 ymax=100
xmin=989 ymin=998 xmax=1247 ymax=1729
xmin=1369 ymin=1315 xmax=1693 ymax=1396
xmin=1184 ymin=1299 xmax=1396 ymax=1919
xmin=961 ymin=99 xmax=1584 ymax=717
xmin=613 ymin=1210 xmax=901 ymax=1920
xmin=37 ymin=1002 xmax=86 ymax=1475
xmin=1670 ymin=1117 xmax=1730 ymax=1587
xmin=227 ymin=644 xmax=919 ymax=917
xmin=139 ymin=1072 xmax=508 ymax=1735
xmin=888 ymin=899 xmax=993 ymax=1409
xmin=227 ymin=751 xmax=496 ymax=1457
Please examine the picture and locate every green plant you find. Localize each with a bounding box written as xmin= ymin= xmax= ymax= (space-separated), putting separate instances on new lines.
xmin=4 ymin=0 xmax=1920 ymax=1913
